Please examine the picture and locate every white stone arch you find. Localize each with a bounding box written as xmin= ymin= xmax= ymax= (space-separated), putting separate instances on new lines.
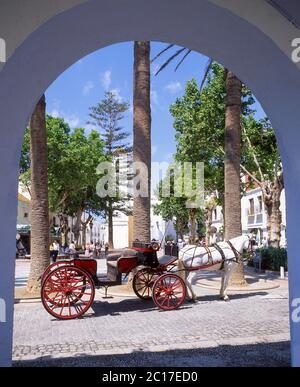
xmin=1 ymin=0 xmax=300 ymax=366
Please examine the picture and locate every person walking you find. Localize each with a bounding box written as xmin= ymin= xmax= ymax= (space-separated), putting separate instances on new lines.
xmin=69 ymin=240 xmax=76 ymax=252
xmin=262 ymin=236 xmax=268 ymax=248
xmin=105 ymin=242 xmax=109 ymax=257
xmin=95 ymin=242 xmax=101 ymax=257
xmin=52 ymin=240 xmax=60 ymax=263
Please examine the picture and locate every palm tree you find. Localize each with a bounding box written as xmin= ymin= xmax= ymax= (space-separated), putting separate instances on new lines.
xmin=152 ymin=45 xmax=245 ymax=284
xmin=26 ymin=95 xmax=50 ymax=293
xmin=133 ymin=41 xmax=151 ymax=243
xmin=224 ymin=70 xmax=246 ymax=285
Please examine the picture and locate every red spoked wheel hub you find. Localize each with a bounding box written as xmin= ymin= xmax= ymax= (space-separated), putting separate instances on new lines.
xmin=132 ymin=268 xmax=159 ymax=300
xmin=152 ymin=273 xmax=186 ymax=310
xmin=41 ymin=265 xmax=95 ymax=320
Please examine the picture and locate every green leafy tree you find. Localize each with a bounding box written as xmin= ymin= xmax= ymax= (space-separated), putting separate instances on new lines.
xmin=154 ymin=170 xmax=190 ymax=241
xmin=154 ymin=165 xmax=203 ymax=243
xmin=48 ymin=124 xmax=107 ymax=246
xmin=20 ymin=116 xmax=107 ymax=247
xmin=241 ymin=116 xmax=284 ymax=248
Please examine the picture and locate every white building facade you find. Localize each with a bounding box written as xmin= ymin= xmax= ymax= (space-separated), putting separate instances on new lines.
xmin=211 ymin=187 xmax=286 ymax=247
xmin=100 ymin=198 xmax=176 ymax=249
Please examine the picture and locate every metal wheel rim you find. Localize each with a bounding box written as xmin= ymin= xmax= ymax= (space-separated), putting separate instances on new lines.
xmin=133 ymin=268 xmax=157 ymax=300
xmin=152 ymin=273 xmax=186 ymax=310
xmin=41 ymin=265 xmax=95 ymax=320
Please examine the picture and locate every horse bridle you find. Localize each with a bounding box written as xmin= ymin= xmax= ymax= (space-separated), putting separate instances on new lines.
xmin=226 ymin=238 xmax=255 ymax=262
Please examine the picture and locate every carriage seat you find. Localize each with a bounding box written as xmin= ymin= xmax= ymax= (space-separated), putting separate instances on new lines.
xmin=106 ymin=249 xmax=139 ymax=283
xmin=107 ymin=249 xmax=138 ymax=262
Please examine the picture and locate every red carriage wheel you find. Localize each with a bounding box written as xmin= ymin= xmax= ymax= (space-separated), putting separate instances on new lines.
xmin=41 ymin=265 xmax=95 ymax=320
xmin=133 ymin=268 xmax=158 ymax=300
xmin=41 ymin=260 xmax=72 ymax=285
xmin=152 ymin=273 xmax=186 ymax=310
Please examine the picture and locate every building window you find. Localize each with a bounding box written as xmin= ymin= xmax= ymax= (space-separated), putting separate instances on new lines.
xmin=257 ymin=196 xmax=262 ymax=213
xmin=249 ymin=198 xmax=254 ymax=215
xmin=24 ymin=212 xmax=28 ymax=218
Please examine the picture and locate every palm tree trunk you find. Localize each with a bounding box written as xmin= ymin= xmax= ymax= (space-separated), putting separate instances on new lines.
xmin=27 ymin=95 xmax=50 ymax=293
xmin=133 ymin=41 xmax=151 ymax=243
xmin=224 ymin=71 xmax=246 ymax=286
xmin=189 ymin=208 xmax=197 ymax=244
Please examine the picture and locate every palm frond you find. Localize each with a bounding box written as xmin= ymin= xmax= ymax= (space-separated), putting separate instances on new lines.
xmin=175 ymin=50 xmax=192 ymax=71
xmin=199 ymin=59 xmax=213 ymax=91
xmin=154 ymin=47 xmax=187 ymax=76
xmin=151 ymin=44 xmax=175 ymax=63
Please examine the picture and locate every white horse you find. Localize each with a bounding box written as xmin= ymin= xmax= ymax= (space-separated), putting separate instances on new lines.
xmin=177 ymin=235 xmax=251 ymax=302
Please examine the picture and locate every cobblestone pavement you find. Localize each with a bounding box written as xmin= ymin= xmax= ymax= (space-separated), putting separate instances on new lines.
xmin=13 ymin=262 xmax=290 ymax=367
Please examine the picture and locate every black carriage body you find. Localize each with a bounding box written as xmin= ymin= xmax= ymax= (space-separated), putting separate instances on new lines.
xmin=131 ymin=241 xmax=160 ymax=268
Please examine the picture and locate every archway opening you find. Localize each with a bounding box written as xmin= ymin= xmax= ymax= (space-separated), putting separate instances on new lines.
xmin=13 ymin=39 xmax=289 ymax=367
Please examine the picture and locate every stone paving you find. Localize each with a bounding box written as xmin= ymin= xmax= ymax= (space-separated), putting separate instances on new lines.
xmin=13 ymin=259 xmax=291 ymax=367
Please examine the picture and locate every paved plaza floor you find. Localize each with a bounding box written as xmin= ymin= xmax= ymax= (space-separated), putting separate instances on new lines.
xmin=13 ymin=260 xmax=290 ymax=367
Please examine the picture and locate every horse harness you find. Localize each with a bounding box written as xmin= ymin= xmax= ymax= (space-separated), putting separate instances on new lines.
xmin=188 ymin=240 xmax=243 ymax=270
xmin=226 ymin=240 xmax=242 ymax=262
xmin=207 ymin=241 xmax=241 ymax=267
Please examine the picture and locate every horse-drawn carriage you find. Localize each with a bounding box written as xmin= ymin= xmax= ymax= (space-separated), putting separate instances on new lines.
xmin=41 ymin=235 xmax=253 ymax=319
xmin=41 ymin=241 xmax=185 ymax=320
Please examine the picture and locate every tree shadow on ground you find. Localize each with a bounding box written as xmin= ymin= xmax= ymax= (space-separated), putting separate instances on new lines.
xmin=13 ymin=340 xmax=291 ymax=367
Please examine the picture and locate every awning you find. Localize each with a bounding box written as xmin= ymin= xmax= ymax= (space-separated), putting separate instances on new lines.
xmin=16 ymin=224 xmax=30 ymax=234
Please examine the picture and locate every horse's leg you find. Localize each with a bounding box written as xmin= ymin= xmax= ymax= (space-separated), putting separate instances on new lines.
xmin=177 ymin=260 xmax=196 ymax=300
xmin=185 ymin=271 xmax=197 ymax=301
xmin=220 ymin=269 xmax=226 ymax=299
xmin=220 ymin=261 xmax=236 ymax=302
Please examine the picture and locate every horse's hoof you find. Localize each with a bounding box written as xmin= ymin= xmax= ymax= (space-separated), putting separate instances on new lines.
xmin=223 ymin=297 xmax=230 ymax=302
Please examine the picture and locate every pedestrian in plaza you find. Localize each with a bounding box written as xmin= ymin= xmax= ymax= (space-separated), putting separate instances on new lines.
xmin=100 ymin=243 xmax=105 ymax=258
xmin=52 ymin=240 xmax=60 ymax=263
xmin=95 ymin=242 xmax=101 ymax=257
xmin=105 ymin=242 xmax=109 ymax=257
xmin=69 ymin=240 xmax=76 ymax=252
xmin=85 ymin=243 xmax=90 ymax=257
xmin=262 ymin=236 xmax=268 ymax=248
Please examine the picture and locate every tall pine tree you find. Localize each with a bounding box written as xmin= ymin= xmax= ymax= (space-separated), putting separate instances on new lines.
xmin=88 ymin=91 xmax=131 ymax=248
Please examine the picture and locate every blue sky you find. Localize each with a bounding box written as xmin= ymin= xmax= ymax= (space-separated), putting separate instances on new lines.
xmin=45 ymin=41 xmax=266 ymax=188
